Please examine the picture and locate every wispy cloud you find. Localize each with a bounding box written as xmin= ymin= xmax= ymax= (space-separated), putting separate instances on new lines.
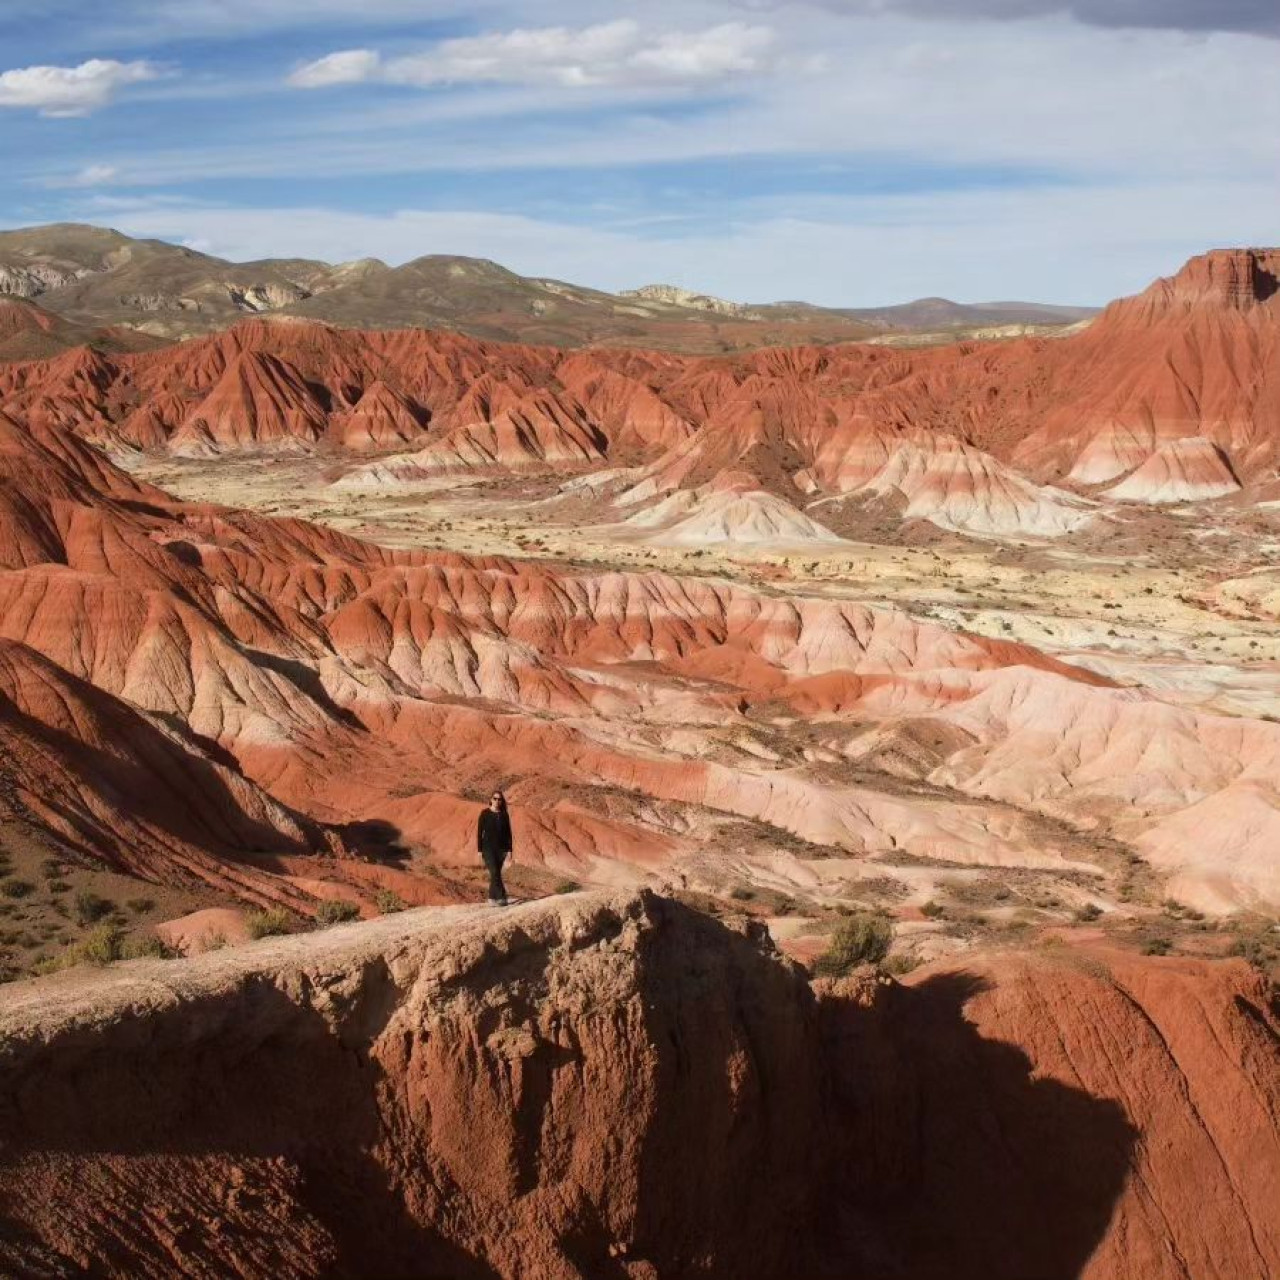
xmin=767 ymin=0 xmax=1280 ymax=37
xmin=290 ymin=20 xmax=777 ymax=91
xmin=0 ymin=59 xmax=161 ymax=116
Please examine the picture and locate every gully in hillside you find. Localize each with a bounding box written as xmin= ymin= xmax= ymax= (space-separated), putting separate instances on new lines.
xmin=477 ymin=790 xmax=513 ymax=906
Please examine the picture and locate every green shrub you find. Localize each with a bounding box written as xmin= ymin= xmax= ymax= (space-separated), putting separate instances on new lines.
xmin=315 ymin=899 xmax=360 ymax=925
xmin=813 ymin=912 xmax=893 ymax=977
xmin=882 ymin=951 xmax=920 ymax=977
xmin=75 ymin=925 xmax=126 ymax=967
xmin=374 ymin=889 xmax=406 ymax=914
xmin=121 ymin=933 xmax=176 ymax=960
xmin=74 ymin=891 xmax=113 ymax=925
xmin=554 ymin=880 xmax=582 ymax=895
xmin=245 ymin=908 xmax=299 ymax=939
xmin=1 ymin=879 xmax=35 ymax=900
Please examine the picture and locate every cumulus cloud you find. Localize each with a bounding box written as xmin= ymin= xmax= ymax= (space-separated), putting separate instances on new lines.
xmin=289 ymin=20 xmax=777 ymax=91
xmin=780 ymin=0 xmax=1280 ymax=37
xmin=0 ymin=59 xmax=160 ymax=116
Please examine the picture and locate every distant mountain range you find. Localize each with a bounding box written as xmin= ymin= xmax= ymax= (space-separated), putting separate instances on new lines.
xmin=0 ymin=223 xmax=1098 ymax=357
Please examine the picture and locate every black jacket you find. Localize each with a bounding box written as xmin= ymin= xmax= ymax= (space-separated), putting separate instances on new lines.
xmin=477 ymin=808 xmax=513 ymax=858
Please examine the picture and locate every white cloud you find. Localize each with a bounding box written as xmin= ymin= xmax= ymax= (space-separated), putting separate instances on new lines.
xmin=287 ymin=49 xmax=383 ymax=89
xmin=73 ymin=163 xmax=120 ymax=185
xmin=290 ymin=20 xmax=777 ymax=91
xmin=0 ymin=59 xmax=160 ymax=116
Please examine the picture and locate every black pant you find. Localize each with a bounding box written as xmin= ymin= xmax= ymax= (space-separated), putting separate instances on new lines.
xmin=482 ymin=850 xmax=508 ymax=902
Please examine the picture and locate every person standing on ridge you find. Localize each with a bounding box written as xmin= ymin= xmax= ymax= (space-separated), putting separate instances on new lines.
xmin=477 ymin=789 xmax=513 ymax=905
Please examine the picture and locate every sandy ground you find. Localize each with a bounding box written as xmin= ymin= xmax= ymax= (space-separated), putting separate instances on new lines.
xmin=138 ymin=454 xmax=1280 ymax=716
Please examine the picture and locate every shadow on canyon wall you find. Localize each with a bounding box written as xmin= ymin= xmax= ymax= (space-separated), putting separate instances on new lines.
xmin=0 ymin=900 xmax=1136 ymax=1279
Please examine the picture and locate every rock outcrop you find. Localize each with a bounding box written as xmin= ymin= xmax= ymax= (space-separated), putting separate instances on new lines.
xmin=0 ymin=891 xmax=1275 ymax=1279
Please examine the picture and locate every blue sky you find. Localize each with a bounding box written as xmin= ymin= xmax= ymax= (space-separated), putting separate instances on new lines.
xmin=1 ymin=0 xmax=1276 ymax=306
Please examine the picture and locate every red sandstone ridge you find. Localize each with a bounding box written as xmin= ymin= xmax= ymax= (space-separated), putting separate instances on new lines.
xmin=1 ymin=248 xmax=1275 ymax=540
xmin=0 ymin=891 xmax=1274 ymax=1279
xmin=1115 ymin=247 xmax=1280 ymax=319
xmin=2 ymin=386 xmax=1280 ymax=909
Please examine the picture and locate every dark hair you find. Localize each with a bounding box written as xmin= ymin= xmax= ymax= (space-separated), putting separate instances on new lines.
xmin=489 ymin=790 xmax=507 ymax=811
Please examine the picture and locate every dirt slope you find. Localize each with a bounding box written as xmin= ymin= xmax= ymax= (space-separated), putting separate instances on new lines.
xmin=0 ymin=890 xmax=1274 ymax=1279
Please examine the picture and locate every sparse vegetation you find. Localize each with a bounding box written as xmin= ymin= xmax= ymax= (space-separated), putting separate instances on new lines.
xmin=374 ymin=888 xmax=407 ymax=914
xmin=122 ymin=933 xmax=176 ymax=960
xmin=554 ymin=879 xmax=582 ymax=895
xmin=126 ymin=897 xmax=156 ymax=915
xmin=920 ymin=900 xmax=946 ymax=919
xmin=813 ymin=912 xmax=893 ymax=977
xmin=315 ymin=899 xmax=361 ymax=925
xmin=71 ymin=924 xmax=126 ymax=967
xmin=1228 ymin=926 xmax=1280 ymax=974
xmin=245 ymin=907 xmax=300 ymax=939
xmin=882 ymin=951 xmax=920 ymax=976
xmin=1142 ymin=936 xmax=1173 ymax=956
xmin=1074 ymin=902 xmax=1103 ymax=923
xmin=74 ymin=891 xmax=113 ymax=925
xmin=728 ymin=887 xmax=755 ymax=902
xmin=1 ymin=879 xmax=35 ymax=899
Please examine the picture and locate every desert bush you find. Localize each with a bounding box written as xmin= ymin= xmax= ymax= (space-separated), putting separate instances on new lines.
xmin=728 ymin=887 xmax=755 ymax=902
xmin=126 ymin=897 xmax=156 ymax=916
xmin=554 ymin=880 xmax=582 ymax=895
xmin=813 ymin=912 xmax=893 ymax=977
xmin=39 ymin=858 xmax=64 ymax=880
xmin=315 ymin=899 xmax=360 ymax=925
xmin=1 ymin=879 xmax=35 ymax=900
xmin=74 ymin=925 xmax=126 ymax=966
xmin=1228 ymin=932 xmax=1279 ymax=972
xmin=374 ymin=888 xmax=406 ymax=914
xmin=882 ymin=951 xmax=920 ymax=977
xmin=46 ymin=879 xmax=70 ymax=895
xmin=122 ymin=933 xmax=176 ymax=960
xmin=1142 ymin=936 xmax=1173 ymax=957
xmin=245 ymin=908 xmax=299 ymax=939
xmin=74 ymin=891 xmax=113 ymax=925
xmin=920 ymin=900 xmax=946 ymax=919
xmin=1074 ymin=903 xmax=1103 ymax=923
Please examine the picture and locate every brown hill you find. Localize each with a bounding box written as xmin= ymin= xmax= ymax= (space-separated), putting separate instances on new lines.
xmin=0 ymin=223 xmax=385 ymax=344
xmin=1 ymin=224 xmax=1094 ymax=354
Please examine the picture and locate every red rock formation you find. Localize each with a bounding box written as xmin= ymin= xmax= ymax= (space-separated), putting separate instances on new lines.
xmin=4 ymin=380 xmax=1280 ymax=906
xmin=326 ymin=378 xmax=428 ymax=451
xmin=1 ymin=248 xmax=1276 ymax=531
xmin=0 ymin=892 xmax=1273 ymax=1279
